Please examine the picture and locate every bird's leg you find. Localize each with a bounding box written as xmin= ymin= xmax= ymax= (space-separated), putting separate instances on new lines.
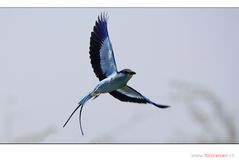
xmin=91 ymin=86 xmax=100 ymax=100
xmin=92 ymin=94 xmax=100 ymax=100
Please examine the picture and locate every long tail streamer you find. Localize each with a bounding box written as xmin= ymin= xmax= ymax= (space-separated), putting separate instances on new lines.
xmin=63 ymin=93 xmax=92 ymax=135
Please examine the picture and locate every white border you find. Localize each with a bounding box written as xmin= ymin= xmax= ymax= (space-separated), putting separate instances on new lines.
xmin=0 ymin=0 xmax=239 ymax=7
xmin=0 ymin=144 xmax=238 ymax=167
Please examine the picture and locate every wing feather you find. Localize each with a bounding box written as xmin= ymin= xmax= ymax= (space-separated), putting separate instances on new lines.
xmin=109 ymin=86 xmax=169 ymax=108
xmin=89 ymin=13 xmax=117 ymax=81
xmin=110 ymin=86 xmax=147 ymax=103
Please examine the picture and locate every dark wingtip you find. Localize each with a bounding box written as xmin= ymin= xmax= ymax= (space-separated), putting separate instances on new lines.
xmin=98 ymin=12 xmax=109 ymax=23
xmin=151 ymin=102 xmax=170 ymax=109
xmin=101 ymin=12 xmax=109 ymax=21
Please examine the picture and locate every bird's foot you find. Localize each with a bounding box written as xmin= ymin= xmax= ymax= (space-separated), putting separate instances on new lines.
xmin=92 ymin=94 xmax=100 ymax=100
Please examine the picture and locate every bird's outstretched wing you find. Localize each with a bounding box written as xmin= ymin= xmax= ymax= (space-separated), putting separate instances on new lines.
xmin=109 ymin=86 xmax=169 ymax=108
xmin=89 ymin=13 xmax=117 ymax=81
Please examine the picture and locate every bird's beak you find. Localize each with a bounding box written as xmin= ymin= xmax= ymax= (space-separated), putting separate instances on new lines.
xmin=130 ymin=71 xmax=136 ymax=75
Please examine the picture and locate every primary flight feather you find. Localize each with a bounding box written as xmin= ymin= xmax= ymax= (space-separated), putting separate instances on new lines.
xmin=63 ymin=13 xmax=169 ymax=135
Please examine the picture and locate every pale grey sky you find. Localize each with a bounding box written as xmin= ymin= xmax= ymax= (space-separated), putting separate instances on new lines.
xmin=0 ymin=8 xmax=239 ymax=143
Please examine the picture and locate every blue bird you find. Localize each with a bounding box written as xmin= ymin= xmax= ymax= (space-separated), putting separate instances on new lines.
xmin=63 ymin=13 xmax=169 ymax=135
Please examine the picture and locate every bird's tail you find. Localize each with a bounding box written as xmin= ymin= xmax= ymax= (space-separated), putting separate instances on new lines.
xmin=63 ymin=92 xmax=93 ymax=135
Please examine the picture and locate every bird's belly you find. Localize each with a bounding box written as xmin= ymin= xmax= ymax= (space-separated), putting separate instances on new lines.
xmin=95 ymin=77 xmax=127 ymax=94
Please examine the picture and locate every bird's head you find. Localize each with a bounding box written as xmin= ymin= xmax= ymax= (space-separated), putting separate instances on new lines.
xmin=119 ymin=69 xmax=136 ymax=76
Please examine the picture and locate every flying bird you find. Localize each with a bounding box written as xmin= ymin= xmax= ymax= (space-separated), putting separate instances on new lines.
xmin=63 ymin=13 xmax=169 ymax=135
